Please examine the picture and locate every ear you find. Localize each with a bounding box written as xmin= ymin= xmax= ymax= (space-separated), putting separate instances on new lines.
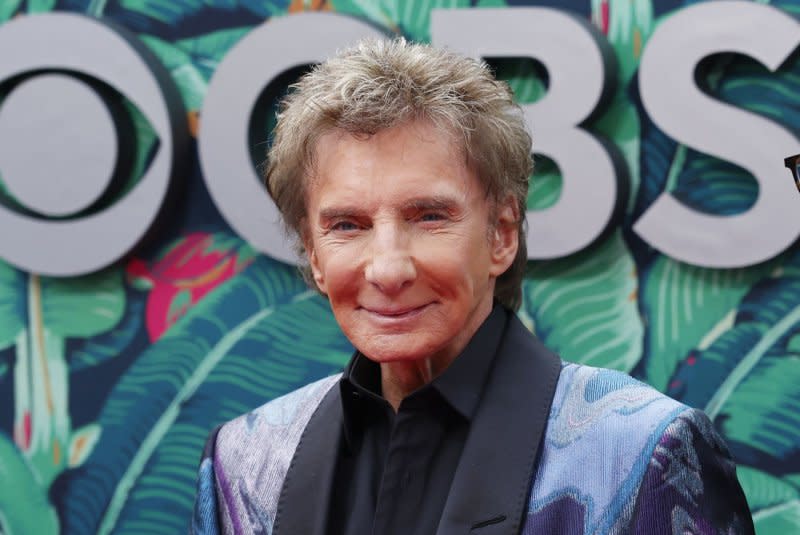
xmin=488 ymin=197 xmax=519 ymax=278
xmin=304 ymin=229 xmax=328 ymax=295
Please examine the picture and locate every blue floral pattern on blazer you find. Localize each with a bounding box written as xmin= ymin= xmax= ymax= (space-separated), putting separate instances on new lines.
xmin=191 ymin=363 xmax=753 ymax=534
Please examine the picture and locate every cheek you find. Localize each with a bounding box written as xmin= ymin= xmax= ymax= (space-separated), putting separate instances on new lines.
xmin=424 ymin=236 xmax=491 ymax=287
xmin=319 ymin=250 xmax=361 ymax=299
xmin=420 ymin=258 xmax=480 ymax=300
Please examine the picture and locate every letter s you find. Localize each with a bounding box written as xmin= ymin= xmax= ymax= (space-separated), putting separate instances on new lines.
xmin=635 ymin=1 xmax=800 ymax=268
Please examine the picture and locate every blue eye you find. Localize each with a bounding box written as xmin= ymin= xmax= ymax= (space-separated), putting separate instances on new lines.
xmin=420 ymin=212 xmax=445 ymax=222
xmin=331 ymin=221 xmax=359 ymax=232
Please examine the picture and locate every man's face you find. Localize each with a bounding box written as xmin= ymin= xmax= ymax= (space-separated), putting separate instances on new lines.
xmin=305 ymin=120 xmax=517 ymax=365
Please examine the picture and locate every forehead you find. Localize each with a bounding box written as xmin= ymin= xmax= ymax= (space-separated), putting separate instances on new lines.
xmin=306 ymin=120 xmax=476 ymax=200
xmin=314 ymin=119 xmax=463 ymax=166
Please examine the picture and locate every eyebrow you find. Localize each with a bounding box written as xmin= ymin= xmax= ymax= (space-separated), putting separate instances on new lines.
xmin=317 ymin=206 xmax=367 ymax=222
xmin=317 ymin=195 xmax=462 ymax=222
xmin=404 ymin=195 xmax=460 ymax=213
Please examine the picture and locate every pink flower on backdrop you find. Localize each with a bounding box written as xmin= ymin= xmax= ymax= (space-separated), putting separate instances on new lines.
xmin=126 ymin=232 xmax=256 ymax=341
xmin=599 ymin=0 xmax=610 ymax=34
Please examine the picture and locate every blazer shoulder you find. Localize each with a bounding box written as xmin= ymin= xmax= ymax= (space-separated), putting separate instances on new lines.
xmin=216 ymin=373 xmax=341 ymax=470
xmin=223 ymin=374 xmax=339 ymax=433
xmin=550 ymin=362 xmax=688 ymax=429
xmin=211 ymin=374 xmax=341 ymax=533
xmin=527 ymin=363 xmax=695 ymax=533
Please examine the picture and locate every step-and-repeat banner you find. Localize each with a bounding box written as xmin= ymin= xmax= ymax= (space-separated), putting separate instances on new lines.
xmin=0 ymin=0 xmax=798 ymax=533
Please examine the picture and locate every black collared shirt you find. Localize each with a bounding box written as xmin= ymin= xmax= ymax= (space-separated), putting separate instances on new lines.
xmin=327 ymin=305 xmax=508 ymax=535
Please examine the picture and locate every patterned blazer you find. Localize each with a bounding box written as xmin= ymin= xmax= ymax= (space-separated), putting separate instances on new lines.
xmin=191 ymin=314 xmax=754 ymax=535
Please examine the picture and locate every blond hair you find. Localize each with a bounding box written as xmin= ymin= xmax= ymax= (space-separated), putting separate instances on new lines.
xmin=265 ymin=38 xmax=532 ymax=310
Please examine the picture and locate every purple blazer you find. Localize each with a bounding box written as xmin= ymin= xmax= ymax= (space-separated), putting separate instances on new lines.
xmin=191 ymin=314 xmax=754 ymax=534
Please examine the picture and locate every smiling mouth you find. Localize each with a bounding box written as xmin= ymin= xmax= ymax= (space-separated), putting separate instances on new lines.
xmin=362 ymin=304 xmax=429 ymax=319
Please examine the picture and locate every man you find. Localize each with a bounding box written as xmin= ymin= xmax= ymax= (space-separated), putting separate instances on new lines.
xmin=192 ymin=38 xmax=754 ymax=534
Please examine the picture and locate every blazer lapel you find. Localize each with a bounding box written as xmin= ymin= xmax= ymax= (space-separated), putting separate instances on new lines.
xmin=273 ymin=383 xmax=343 ymax=535
xmin=437 ymin=315 xmax=562 ymax=535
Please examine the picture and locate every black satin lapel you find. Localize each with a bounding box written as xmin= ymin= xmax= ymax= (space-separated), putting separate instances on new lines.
xmin=273 ymin=384 xmax=343 ymax=535
xmin=436 ymin=316 xmax=562 ymax=535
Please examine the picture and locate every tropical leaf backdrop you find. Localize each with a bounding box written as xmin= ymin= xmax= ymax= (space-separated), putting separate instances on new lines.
xmin=0 ymin=0 xmax=798 ymax=533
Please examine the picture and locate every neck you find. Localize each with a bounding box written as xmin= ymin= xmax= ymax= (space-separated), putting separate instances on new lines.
xmin=380 ymin=358 xmax=446 ymax=411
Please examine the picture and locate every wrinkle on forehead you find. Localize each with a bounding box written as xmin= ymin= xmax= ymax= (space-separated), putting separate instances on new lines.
xmin=305 ymin=119 xmax=469 ymax=190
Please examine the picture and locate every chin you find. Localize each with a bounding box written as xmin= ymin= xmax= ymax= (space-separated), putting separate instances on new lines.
xmin=352 ymin=334 xmax=444 ymax=364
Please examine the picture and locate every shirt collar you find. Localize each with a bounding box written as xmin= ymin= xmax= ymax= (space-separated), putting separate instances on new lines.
xmin=430 ymin=303 xmax=507 ymax=419
xmin=339 ymin=303 xmax=508 ymax=446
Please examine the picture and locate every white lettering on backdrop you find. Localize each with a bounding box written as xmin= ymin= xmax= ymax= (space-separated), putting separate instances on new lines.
xmin=0 ymin=2 xmax=797 ymax=275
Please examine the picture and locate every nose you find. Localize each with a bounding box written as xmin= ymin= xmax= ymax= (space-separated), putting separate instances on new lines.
xmin=364 ymin=223 xmax=416 ymax=294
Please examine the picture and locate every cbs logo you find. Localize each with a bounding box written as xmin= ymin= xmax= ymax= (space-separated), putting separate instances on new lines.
xmin=1 ymin=5 xmax=799 ymax=275
xmin=0 ymin=13 xmax=187 ymax=277
xmin=0 ymin=12 xmax=384 ymax=276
